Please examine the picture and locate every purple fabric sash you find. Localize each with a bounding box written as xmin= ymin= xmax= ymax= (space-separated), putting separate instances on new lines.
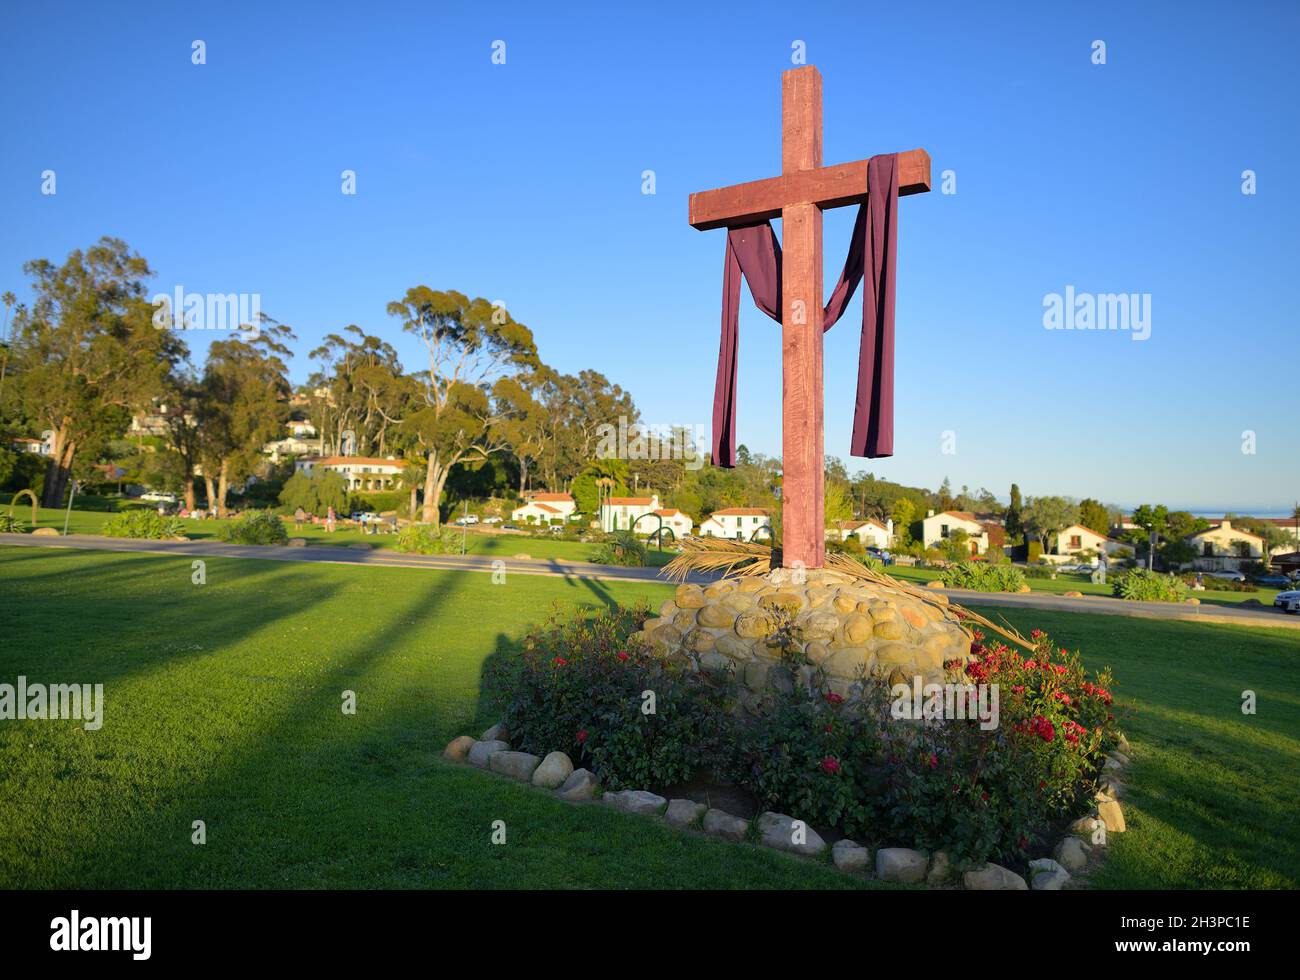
xmin=711 ymin=152 xmax=898 ymax=467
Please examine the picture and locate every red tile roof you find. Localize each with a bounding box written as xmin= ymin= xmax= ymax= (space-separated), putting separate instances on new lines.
xmin=710 ymin=508 xmax=768 ymax=517
xmin=315 ymin=456 xmax=403 ymax=468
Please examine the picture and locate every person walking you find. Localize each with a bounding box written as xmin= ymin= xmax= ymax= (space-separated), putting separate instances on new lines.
xmin=1096 ymin=549 xmax=1108 ymax=585
xmin=326 ymin=506 xmax=336 ymax=533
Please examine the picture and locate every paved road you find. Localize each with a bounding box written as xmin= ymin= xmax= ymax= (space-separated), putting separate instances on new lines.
xmin=3 ymin=533 xmax=1299 ymax=631
xmin=0 ymin=532 xmax=691 ymax=583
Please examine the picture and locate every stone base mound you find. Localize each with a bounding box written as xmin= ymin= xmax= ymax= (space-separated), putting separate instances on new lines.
xmin=630 ymin=567 xmax=975 ymax=706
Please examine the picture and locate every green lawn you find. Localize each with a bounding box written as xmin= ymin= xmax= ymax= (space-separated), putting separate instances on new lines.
xmin=0 ymin=547 xmax=847 ymax=888
xmin=0 ymin=547 xmax=1295 ymax=889
xmin=19 ymin=506 xmax=673 ymax=567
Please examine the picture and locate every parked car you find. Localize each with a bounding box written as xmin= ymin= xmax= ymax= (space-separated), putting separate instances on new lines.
xmin=483 ymin=516 xmax=503 ymax=524
xmin=502 ymin=523 xmax=519 ymax=531
xmin=140 ymin=491 xmax=177 ymax=504
xmin=1273 ymin=588 xmax=1300 ymax=614
xmin=1253 ymin=573 xmax=1292 ymax=588
xmin=1207 ymin=570 xmax=1247 ymax=582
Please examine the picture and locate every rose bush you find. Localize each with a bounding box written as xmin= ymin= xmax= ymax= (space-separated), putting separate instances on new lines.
xmin=488 ymin=603 xmax=730 ymax=791
xmin=492 ymin=603 xmax=1123 ymax=868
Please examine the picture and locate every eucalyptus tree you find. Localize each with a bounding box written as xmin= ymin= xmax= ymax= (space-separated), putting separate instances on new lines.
xmin=385 ymin=288 xmax=537 ymax=525
xmin=10 ymin=238 xmax=186 ymax=507
xmin=197 ymin=317 xmax=294 ymax=515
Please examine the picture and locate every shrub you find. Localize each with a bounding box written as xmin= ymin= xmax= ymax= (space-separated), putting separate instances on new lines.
xmin=0 ymin=513 xmax=26 ymax=533
xmin=1180 ymin=574 xmax=1256 ymax=593
xmin=726 ymin=688 xmax=889 ymax=838
xmin=492 ymin=605 xmax=1123 ymax=869
xmin=488 ymin=603 xmax=729 ymax=790
xmin=590 ymin=530 xmax=647 ymax=567
xmin=1027 ymin=540 xmax=1043 ymax=563
xmin=349 ymin=490 xmax=405 ymax=514
xmin=1022 ymin=564 xmax=1058 ymax=579
xmin=1113 ymin=568 xmax=1186 ymax=602
xmin=394 ymin=524 xmax=461 ymax=554
xmin=218 ymin=511 xmax=288 ymax=545
xmin=944 ymin=561 xmax=1027 ymax=593
xmin=102 ymin=510 xmax=187 ymax=540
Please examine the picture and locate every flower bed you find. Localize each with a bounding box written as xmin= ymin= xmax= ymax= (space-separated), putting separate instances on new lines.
xmin=484 ymin=599 xmax=1128 ymax=878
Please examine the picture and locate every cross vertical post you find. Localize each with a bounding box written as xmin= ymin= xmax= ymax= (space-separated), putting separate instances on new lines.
xmin=688 ymin=64 xmax=930 ymax=571
xmin=779 ymin=65 xmax=825 ymax=570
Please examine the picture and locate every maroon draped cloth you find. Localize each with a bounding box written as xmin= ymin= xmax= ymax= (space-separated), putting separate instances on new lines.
xmin=711 ymin=152 xmax=898 ymax=467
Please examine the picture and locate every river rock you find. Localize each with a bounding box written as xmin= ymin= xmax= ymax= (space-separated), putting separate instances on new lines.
xmin=1054 ymin=836 xmax=1089 ymax=871
xmin=602 ymin=790 xmax=666 ymax=815
xmin=1029 ymin=857 xmax=1071 ymax=891
xmin=488 ymin=750 xmax=541 ymax=781
xmin=756 ymin=812 xmax=826 ymax=856
xmin=963 ymin=863 xmax=1028 ymax=891
xmin=876 ymin=847 xmax=928 ymax=884
xmin=442 ymin=735 xmax=476 ymax=761
xmin=832 ymin=839 xmax=871 ymax=873
xmin=531 ymin=751 xmax=574 ymax=789
xmin=702 ymin=808 xmax=748 ymax=842
xmin=555 ymin=768 xmax=597 ymax=802
xmin=1098 ymin=799 xmax=1127 ymax=832
xmin=468 ymin=739 xmax=509 ymax=768
xmin=664 ymin=799 xmax=707 ymax=828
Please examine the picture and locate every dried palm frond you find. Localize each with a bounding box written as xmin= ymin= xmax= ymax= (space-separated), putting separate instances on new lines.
xmin=662 ymin=537 xmax=773 ymax=582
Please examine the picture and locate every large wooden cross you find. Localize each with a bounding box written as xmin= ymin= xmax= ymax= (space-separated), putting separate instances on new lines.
xmin=689 ymin=65 xmax=930 ymax=570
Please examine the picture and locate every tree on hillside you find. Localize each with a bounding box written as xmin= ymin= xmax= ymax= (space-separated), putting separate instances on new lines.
xmin=1078 ymin=498 xmax=1110 ymax=535
xmin=159 ymin=371 xmax=207 ymax=511
xmin=10 ymin=238 xmax=187 ymax=507
xmin=891 ymin=497 xmax=918 ymax=549
xmin=825 ymin=479 xmax=853 ymax=525
xmin=197 ymin=319 xmax=294 ymax=515
xmin=494 ymin=368 xmax=551 ymax=495
xmin=1005 ymin=483 xmax=1024 ymax=543
xmin=279 ymin=468 xmax=348 ymax=518
xmin=1022 ymin=496 xmax=1079 ymax=552
xmin=386 ymin=288 xmax=538 ymax=525
xmin=307 ymin=326 xmax=406 ymax=456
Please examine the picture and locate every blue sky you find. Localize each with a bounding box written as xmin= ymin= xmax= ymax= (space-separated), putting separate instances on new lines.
xmin=2 ymin=1 xmax=1296 ymax=513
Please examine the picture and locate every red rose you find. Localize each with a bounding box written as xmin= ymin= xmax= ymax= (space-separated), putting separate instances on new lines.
xmin=552 ymin=657 xmax=569 ymax=667
xmin=616 ymin=651 xmax=630 ymax=661
xmin=824 ymin=692 xmax=845 ymax=705
xmin=575 ymin=729 xmax=588 ymax=743
xmin=820 ymin=756 xmax=841 ymax=774
xmin=928 ymin=753 xmax=938 ymax=769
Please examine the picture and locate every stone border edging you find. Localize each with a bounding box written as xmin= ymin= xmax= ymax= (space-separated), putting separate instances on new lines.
xmin=443 ymin=723 xmax=1134 ymax=890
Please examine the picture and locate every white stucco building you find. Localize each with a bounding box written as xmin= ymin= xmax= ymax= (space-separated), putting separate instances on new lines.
xmin=295 ymin=455 xmax=404 ymax=492
xmin=600 ymin=495 xmax=660 ymax=533
xmin=829 ymin=519 xmax=893 ymax=549
xmin=1184 ymin=520 xmax=1266 ymax=571
xmin=512 ymin=493 xmax=577 ymax=524
xmin=1046 ymin=524 xmax=1126 ymax=563
xmin=699 ymin=508 xmax=770 ymax=541
xmin=921 ymin=510 xmax=989 ymax=555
